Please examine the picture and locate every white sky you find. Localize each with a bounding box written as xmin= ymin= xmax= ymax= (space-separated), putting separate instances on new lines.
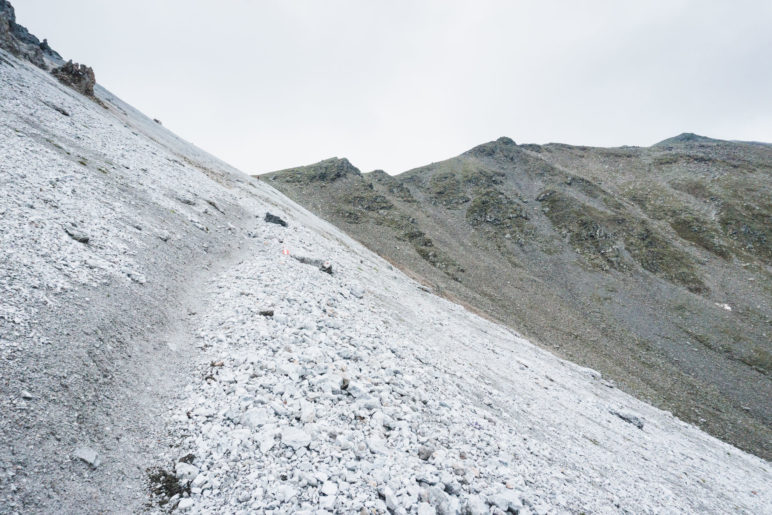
xmin=16 ymin=0 xmax=772 ymax=174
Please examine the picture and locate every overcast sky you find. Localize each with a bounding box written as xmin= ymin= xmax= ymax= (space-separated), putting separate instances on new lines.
xmin=17 ymin=0 xmax=772 ymax=174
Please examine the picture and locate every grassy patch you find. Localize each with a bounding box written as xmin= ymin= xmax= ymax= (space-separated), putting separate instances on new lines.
xmin=740 ymin=346 xmax=772 ymax=374
xmin=539 ymin=188 xmax=706 ymax=292
xmin=624 ymin=225 xmax=707 ymax=293
xmin=538 ymin=189 xmax=626 ymax=271
xmin=719 ymin=202 xmax=772 ymax=265
xmin=466 ymin=189 xmax=533 ymax=245
xmin=399 ymin=228 xmax=465 ymax=280
xmin=626 ymin=184 xmax=730 ymax=260
xmin=341 ymin=184 xmax=393 ymax=212
xmin=427 ymin=171 xmax=470 ymax=208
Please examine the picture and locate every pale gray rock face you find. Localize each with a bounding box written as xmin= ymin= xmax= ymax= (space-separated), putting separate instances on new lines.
xmin=0 ymin=15 xmax=771 ymax=515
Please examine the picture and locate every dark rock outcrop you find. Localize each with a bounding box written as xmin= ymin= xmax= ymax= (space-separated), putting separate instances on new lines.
xmin=0 ymin=0 xmax=60 ymax=68
xmin=1 ymin=1 xmax=97 ymax=100
xmin=52 ymin=60 xmax=96 ymax=97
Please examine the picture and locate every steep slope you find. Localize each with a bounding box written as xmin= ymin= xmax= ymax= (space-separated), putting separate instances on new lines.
xmin=1 ymin=9 xmax=771 ymax=513
xmin=264 ymin=136 xmax=772 ymax=460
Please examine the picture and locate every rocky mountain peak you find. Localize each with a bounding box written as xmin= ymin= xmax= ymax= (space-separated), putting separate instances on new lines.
xmin=0 ymin=0 xmax=62 ymax=66
xmin=267 ymin=157 xmax=362 ymax=185
xmin=464 ymin=136 xmax=520 ymax=159
xmin=654 ymin=132 xmax=721 ymax=146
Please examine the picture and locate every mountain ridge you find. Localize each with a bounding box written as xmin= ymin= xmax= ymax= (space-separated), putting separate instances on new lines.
xmin=264 ymin=134 xmax=772 ymax=460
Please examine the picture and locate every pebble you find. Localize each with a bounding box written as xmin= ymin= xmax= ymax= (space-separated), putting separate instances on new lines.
xmin=350 ymin=285 xmax=365 ymax=299
xmin=320 ymin=481 xmax=338 ymax=496
xmin=64 ymin=226 xmax=89 ymax=244
xmin=175 ymin=462 xmax=199 ymax=481
xmin=281 ymin=427 xmax=311 ymax=450
xmin=73 ymin=447 xmax=100 ymax=468
xmin=418 ymin=446 xmax=433 ymax=461
xmin=488 ymin=488 xmax=523 ymax=512
xmin=610 ymin=410 xmax=645 ymax=430
xmin=367 ymin=436 xmax=389 ymax=455
xmin=242 ymin=407 xmax=270 ymax=429
xmin=176 ymin=498 xmax=194 ymax=511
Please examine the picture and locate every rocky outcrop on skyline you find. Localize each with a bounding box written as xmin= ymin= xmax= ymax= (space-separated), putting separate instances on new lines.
xmin=0 ymin=0 xmax=61 ymax=68
xmin=1 ymin=0 xmax=98 ymax=99
xmin=52 ymin=59 xmax=96 ymax=97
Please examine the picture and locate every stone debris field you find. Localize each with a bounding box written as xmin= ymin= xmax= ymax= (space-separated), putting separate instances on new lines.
xmin=0 ymin=42 xmax=770 ymax=515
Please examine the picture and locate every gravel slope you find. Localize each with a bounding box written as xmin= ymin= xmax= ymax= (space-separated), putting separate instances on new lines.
xmin=0 ymin=48 xmax=770 ymax=514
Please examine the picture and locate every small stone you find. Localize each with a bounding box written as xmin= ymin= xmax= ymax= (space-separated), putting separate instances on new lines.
xmin=381 ymin=486 xmax=401 ymax=513
xmin=426 ymin=486 xmax=456 ymax=514
xmin=281 ymin=427 xmax=311 ymax=449
xmin=319 ymin=495 xmax=336 ymax=510
xmin=465 ymin=495 xmax=487 ymax=515
xmin=489 ymin=489 xmax=523 ymax=512
xmin=20 ymin=390 xmax=34 ymax=400
xmin=418 ymin=446 xmax=434 ymax=461
xmin=417 ymin=502 xmax=436 ymax=515
xmin=259 ymin=309 xmax=274 ymax=317
xmin=367 ymin=436 xmax=389 ymax=455
xmin=64 ymin=226 xmax=89 ymax=244
xmin=176 ymin=194 xmax=196 ymax=205
xmin=177 ymin=498 xmax=194 ymax=511
xmin=350 ymin=285 xmax=365 ymax=299
xmin=264 ymin=212 xmax=288 ymax=226
xmin=242 ymin=407 xmax=270 ymax=429
xmin=175 ymin=462 xmax=199 ymax=481
xmin=300 ymin=401 xmax=316 ymax=423
xmin=346 ymin=382 xmax=367 ymax=398
xmin=358 ymin=396 xmax=381 ymax=410
xmin=610 ymin=410 xmax=644 ymax=430
xmin=275 ymin=484 xmax=298 ymax=502
xmin=127 ymin=271 xmax=146 ymax=284
xmin=320 ymin=481 xmax=338 ymax=496
xmin=74 ymin=447 xmax=100 ymax=468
